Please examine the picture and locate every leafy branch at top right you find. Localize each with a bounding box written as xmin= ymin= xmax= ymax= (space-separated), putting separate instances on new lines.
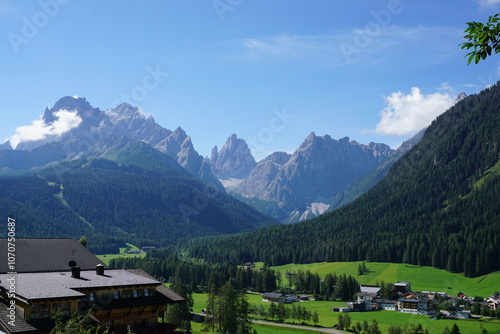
xmin=460 ymin=13 xmax=500 ymax=64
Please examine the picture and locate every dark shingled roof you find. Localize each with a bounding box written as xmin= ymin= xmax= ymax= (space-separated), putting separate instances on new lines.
xmin=0 ymin=238 xmax=106 ymax=273
xmin=0 ymin=301 xmax=37 ymax=333
xmin=262 ymin=293 xmax=283 ymax=299
xmin=0 ymin=269 xmax=161 ymax=301
xmin=126 ymin=268 xmax=184 ymax=303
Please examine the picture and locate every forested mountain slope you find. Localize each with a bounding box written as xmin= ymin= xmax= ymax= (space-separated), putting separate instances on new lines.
xmin=0 ymin=149 xmax=278 ymax=254
xmin=187 ymin=83 xmax=500 ymax=277
xmin=330 ymin=128 xmax=426 ymax=210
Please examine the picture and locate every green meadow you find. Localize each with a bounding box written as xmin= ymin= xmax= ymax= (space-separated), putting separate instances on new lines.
xmin=95 ymin=243 xmax=145 ymax=265
xmin=191 ymin=291 xmax=500 ymax=333
xmin=271 ymin=261 xmax=500 ymax=297
xmin=190 ymin=261 xmax=500 ymax=333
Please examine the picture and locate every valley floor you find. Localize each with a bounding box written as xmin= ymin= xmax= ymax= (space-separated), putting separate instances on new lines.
xmin=191 ymin=261 xmax=500 ymax=333
xmin=191 ymin=292 xmax=500 ymax=334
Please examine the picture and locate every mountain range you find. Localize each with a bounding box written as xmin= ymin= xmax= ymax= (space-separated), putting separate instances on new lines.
xmin=0 ymin=97 xmax=279 ymax=253
xmin=187 ymin=83 xmax=500 ymax=277
xmin=226 ymin=133 xmax=394 ymax=222
xmin=0 ymin=94 xmax=435 ymax=251
xmin=1 ymin=96 xmax=420 ymax=225
xmin=8 ymin=96 xmax=222 ymax=190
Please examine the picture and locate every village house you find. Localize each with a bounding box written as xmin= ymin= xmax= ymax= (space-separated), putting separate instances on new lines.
xmin=0 ymin=238 xmax=184 ymax=334
xmin=487 ymin=292 xmax=500 ymax=310
xmin=356 ymin=292 xmax=377 ymax=311
xmin=261 ymin=292 xmax=300 ymax=304
xmin=243 ymin=262 xmax=255 ymax=269
xmin=359 ymin=285 xmax=381 ymax=295
xmin=440 ymin=307 xmax=471 ymax=319
xmin=336 ymin=282 xmax=434 ymax=315
xmin=397 ymin=292 xmax=431 ymax=315
xmin=372 ymin=299 xmax=397 ymax=311
xmin=394 ymin=281 xmax=412 ymax=294
xmin=261 ymin=292 xmax=283 ymax=303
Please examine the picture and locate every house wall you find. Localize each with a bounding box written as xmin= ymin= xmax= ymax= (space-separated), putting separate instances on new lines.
xmin=399 ymin=308 xmax=419 ymax=314
xmin=94 ymin=304 xmax=166 ymax=331
xmin=24 ymin=299 xmax=78 ymax=321
xmin=381 ymin=303 xmax=396 ymax=311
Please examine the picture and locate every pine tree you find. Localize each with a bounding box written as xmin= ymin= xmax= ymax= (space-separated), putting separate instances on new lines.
xmin=202 ymin=284 xmax=218 ymax=333
xmin=312 ymin=310 xmax=319 ymax=326
xmin=451 ymin=323 xmax=461 ymax=334
xmin=202 ymin=282 xmax=252 ymax=334
xmin=368 ymin=319 xmax=382 ymax=334
xmin=277 ymin=302 xmax=287 ymax=322
xmin=342 ymin=313 xmax=351 ymax=331
xmin=51 ymin=310 xmax=109 ymax=334
xmin=268 ymin=303 xmax=277 ymax=321
xmin=164 ymin=276 xmax=193 ymax=330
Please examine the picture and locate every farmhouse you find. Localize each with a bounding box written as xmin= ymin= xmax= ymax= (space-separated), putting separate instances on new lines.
xmin=0 ymin=238 xmax=184 ymax=334
xmin=356 ymin=292 xmax=377 ymax=311
xmin=243 ymin=262 xmax=255 ymax=269
xmin=359 ymin=285 xmax=381 ymax=295
xmin=440 ymin=307 xmax=471 ymax=319
xmin=394 ymin=281 xmax=412 ymax=294
xmin=397 ymin=292 xmax=431 ymax=315
xmin=261 ymin=292 xmax=283 ymax=303
xmin=487 ymin=292 xmax=500 ymax=310
xmin=372 ymin=299 xmax=397 ymax=311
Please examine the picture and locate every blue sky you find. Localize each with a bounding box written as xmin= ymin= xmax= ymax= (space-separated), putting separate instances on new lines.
xmin=1 ymin=0 xmax=500 ymax=160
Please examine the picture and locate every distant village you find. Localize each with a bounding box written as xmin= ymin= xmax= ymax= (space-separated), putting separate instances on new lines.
xmin=260 ymin=279 xmax=500 ymax=320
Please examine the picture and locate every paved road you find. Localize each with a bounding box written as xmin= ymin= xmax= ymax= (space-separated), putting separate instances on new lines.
xmin=191 ymin=313 xmax=345 ymax=333
xmin=251 ymin=320 xmax=345 ymax=334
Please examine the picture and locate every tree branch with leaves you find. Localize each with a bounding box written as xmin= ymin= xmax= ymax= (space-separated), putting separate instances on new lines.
xmin=460 ymin=14 xmax=500 ymax=64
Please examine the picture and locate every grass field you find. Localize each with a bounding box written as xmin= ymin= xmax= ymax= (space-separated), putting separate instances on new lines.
xmin=190 ymin=321 xmax=334 ymax=334
xmin=271 ymin=261 xmax=500 ymax=297
xmin=95 ymin=243 xmax=145 ymax=265
xmin=191 ymin=292 xmax=500 ymax=333
xmin=189 ymin=260 xmax=500 ymax=333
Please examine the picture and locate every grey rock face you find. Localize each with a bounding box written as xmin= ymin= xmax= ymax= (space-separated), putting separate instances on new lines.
xmin=0 ymin=140 xmax=12 ymax=151
xmin=331 ymin=127 xmax=426 ymax=210
xmin=234 ymin=132 xmax=393 ymax=222
xmin=11 ymin=96 xmax=223 ymax=189
xmin=210 ymin=134 xmax=256 ymax=179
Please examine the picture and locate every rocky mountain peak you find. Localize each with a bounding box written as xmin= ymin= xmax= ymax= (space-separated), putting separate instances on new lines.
xmin=172 ymin=127 xmax=187 ymax=141
xmin=455 ymin=92 xmax=467 ymax=103
xmin=234 ymin=133 xmax=394 ymax=222
xmin=262 ymin=151 xmax=291 ymax=165
xmin=211 ymin=145 xmax=219 ymax=163
xmin=210 ymin=134 xmax=256 ymax=180
xmin=0 ymin=140 xmax=12 ymax=151
xmin=43 ymin=96 xmax=93 ymax=122
xmin=304 ymin=131 xmax=317 ymax=142
xmin=9 ymin=96 xmax=223 ymax=190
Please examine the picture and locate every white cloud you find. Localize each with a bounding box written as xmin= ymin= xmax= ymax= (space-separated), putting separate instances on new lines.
xmin=373 ymin=87 xmax=454 ymax=136
xmin=475 ymin=0 xmax=500 ymax=7
xmin=437 ymin=82 xmax=454 ymax=93
xmin=9 ymin=109 xmax=82 ymax=148
xmin=232 ymin=25 xmax=461 ymax=68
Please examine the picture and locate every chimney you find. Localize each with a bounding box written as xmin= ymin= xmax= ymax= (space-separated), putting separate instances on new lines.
xmin=96 ymin=264 xmax=105 ymax=276
xmin=71 ymin=267 xmax=81 ymax=279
